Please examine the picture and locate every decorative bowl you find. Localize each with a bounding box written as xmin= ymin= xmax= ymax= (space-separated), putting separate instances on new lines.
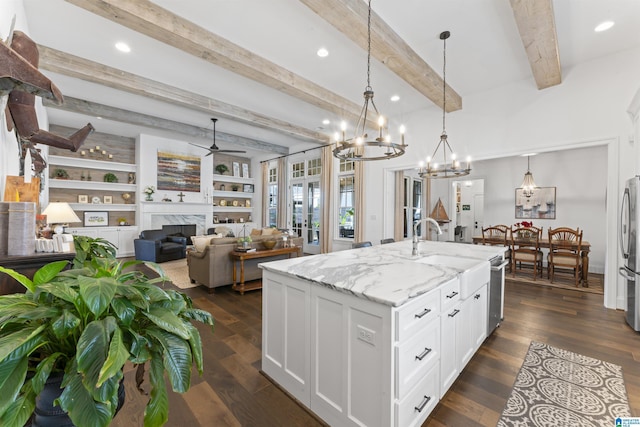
xmin=261 ymin=240 xmax=277 ymax=250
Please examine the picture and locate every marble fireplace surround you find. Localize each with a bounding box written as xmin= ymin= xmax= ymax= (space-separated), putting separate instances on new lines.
xmin=138 ymin=202 xmax=213 ymax=236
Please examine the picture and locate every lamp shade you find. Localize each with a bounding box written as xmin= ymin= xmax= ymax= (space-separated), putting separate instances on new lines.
xmin=42 ymin=202 xmax=81 ymax=224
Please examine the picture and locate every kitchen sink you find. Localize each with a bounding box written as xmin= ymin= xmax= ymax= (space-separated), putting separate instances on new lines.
xmin=416 ymin=254 xmax=490 ymax=298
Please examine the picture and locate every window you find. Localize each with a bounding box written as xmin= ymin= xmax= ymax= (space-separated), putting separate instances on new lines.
xmin=338 ymin=158 xmax=355 ymax=239
xmin=292 ymin=161 xmax=305 ymax=178
xmin=267 ymin=167 xmax=277 ymax=227
xmin=307 ymin=158 xmax=321 ymax=176
xmin=403 ymin=177 xmax=422 ymax=238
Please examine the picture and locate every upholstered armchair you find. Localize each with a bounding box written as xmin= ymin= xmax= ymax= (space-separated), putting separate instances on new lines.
xmin=134 ymin=229 xmax=187 ymax=263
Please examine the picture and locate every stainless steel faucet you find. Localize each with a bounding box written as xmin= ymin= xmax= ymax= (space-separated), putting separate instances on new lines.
xmin=412 ymin=217 xmax=443 ymax=256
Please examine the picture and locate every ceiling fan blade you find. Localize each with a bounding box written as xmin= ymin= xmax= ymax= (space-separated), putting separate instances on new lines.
xmin=217 ymin=149 xmax=247 ymax=154
xmin=189 ymin=142 xmax=210 ymax=151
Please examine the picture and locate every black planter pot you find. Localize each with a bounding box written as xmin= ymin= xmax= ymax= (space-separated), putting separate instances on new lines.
xmin=32 ymin=374 xmax=125 ymax=427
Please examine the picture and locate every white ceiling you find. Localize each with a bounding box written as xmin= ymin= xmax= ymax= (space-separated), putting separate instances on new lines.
xmin=19 ymin=0 xmax=640 ymax=157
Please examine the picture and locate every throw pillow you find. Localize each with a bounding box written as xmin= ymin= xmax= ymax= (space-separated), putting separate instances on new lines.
xmin=250 ymin=228 xmax=261 ymax=236
xmin=191 ymin=235 xmax=210 ymax=252
xmin=262 ymin=227 xmax=275 ymax=236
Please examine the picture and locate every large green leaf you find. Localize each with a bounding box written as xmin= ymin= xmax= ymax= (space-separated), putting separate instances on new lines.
xmin=144 ymin=354 xmax=169 ymax=427
xmin=30 ymin=353 xmax=62 ymax=394
xmin=78 ymin=276 xmax=117 ymax=317
xmin=57 ymin=372 xmax=114 ymax=427
xmin=0 ymin=356 xmax=27 ymax=416
xmin=185 ymin=323 xmax=204 ymax=375
xmin=146 ymin=328 xmax=192 ymax=392
xmin=97 ymin=327 xmax=129 ymax=387
xmin=182 ymin=308 xmax=215 ymax=330
xmin=0 ymin=390 xmax=36 ymax=427
xmin=0 ymin=325 xmax=45 ymax=363
xmin=0 ymin=267 xmax=34 ymax=293
xmin=51 ymin=309 xmax=81 ymax=339
xmin=134 ymin=283 xmax=171 ymax=303
xmin=111 ymin=297 xmax=136 ymax=326
xmin=36 ymin=281 xmax=79 ymax=304
xmin=76 ymin=318 xmax=114 ymax=391
xmin=144 ymin=308 xmax=190 ymax=339
xmin=32 ymin=260 xmax=69 ymax=286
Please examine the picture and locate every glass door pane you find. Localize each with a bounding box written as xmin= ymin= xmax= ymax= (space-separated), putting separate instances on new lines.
xmin=306 ymin=180 xmax=321 ymax=254
xmin=291 ymin=183 xmax=303 ymax=240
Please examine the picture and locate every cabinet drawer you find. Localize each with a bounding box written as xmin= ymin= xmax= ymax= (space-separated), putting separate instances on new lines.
xmin=395 ymin=363 xmax=439 ymax=427
xmin=395 ymin=289 xmax=439 ymax=343
xmin=440 ymin=278 xmax=460 ymax=312
xmin=395 ymin=318 xmax=440 ymax=400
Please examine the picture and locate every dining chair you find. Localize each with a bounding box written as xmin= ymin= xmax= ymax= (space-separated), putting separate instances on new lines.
xmin=481 ymin=225 xmax=511 ymax=271
xmin=510 ymin=225 xmax=543 ymax=280
xmin=380 ymin=238 xmax=395 ymax=244
xmin=352 ymin=241 xmax=372 ymax=248
xmin=547 ymin=227 xmax=583 ymax=286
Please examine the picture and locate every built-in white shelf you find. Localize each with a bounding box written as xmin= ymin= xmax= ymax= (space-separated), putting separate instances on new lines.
xmin=48 ymin=155 xmax=136 ymax=172
xmin=213 ymin=174 xmax=254 ymax=185
xmin=49 ymin=179 xmax=136 ymax=192
xmin=213 ymin=206 xmax=252 ymax=213
xmin=215 ymin=190 xmax=253 ymax=199
xmin=69 ymin=203 xmax=136 ymax=211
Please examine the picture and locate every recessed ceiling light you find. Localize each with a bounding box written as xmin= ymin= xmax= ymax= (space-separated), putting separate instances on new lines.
xmin=115 ymin=42 xmax=131 ymax=53
xmin=96 ymin=116 xmax=103 ymax=120
xmin=520 ymin=152 xmax=537 ymax=157
xmin=594 ymin=21 xmax=614 ymax=32
xmin=322 ymin=119 xmax=330 ymax=125
xmin=317 ymin=47 xmax=329 ymax=58
xmin=390 ymin=95 xmax=400 ymax=102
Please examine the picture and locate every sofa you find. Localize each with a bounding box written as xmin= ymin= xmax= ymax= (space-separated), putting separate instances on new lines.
xmin=134 ymin=226 xmax=189 ymax=263
xmin=187 ymin=228 xmax=303 ymax=293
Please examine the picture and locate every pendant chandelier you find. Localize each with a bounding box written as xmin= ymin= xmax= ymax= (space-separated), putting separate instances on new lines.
xmin=419 ymin=31 xmax=470 ymax=178
xmin=520 ymin=155 xmax=537 ymax=197
xmin=332 ymin=0 xmax=407 ymax=161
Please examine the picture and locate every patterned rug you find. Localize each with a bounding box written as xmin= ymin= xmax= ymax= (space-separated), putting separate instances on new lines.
xmin=155 ymin=258 xmax=198 ymax=290
xmin=498 ymin=341 xmax=632 ymax=427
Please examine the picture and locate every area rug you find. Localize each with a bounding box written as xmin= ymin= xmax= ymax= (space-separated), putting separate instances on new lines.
xmin=155 ymin=259 xmax=198 ymax=290
xmin=497 ymin=341 xmax=632 ymax=427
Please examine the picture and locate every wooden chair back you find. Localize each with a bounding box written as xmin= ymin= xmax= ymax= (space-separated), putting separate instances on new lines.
xmin=481 ymin=226 xmax=509 ymax=246
xmin=548 ymin=227 xmax=583 ymax=286
xmin=510 ymin=225 xmax=543 ymax=279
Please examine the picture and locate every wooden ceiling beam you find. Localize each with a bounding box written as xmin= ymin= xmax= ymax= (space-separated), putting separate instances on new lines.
xmin=37 ymin=45 xmax=328 ymax=145
xmin=64 ymin=0 xmax=374 ymax=128
xmin=509 ymin=0 xmax=562 ymax=89
xmin=298 ymin=0 xmax=462 ymax=112
xmin=43 ymin=96 xmax=290 ymax=155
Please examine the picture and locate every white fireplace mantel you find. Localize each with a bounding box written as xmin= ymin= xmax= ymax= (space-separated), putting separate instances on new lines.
xmin=137 ymin=202 xmax=213 ymax=235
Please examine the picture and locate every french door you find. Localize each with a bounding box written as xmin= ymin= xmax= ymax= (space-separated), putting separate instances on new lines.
xmin=290 ymin=157 xmax=322 ymax=254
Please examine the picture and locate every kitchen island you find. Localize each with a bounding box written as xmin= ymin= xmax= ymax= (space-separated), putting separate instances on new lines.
xmin=260 ymin=240 xmax=505 ymax=427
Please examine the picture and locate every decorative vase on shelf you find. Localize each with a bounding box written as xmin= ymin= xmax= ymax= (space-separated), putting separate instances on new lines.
xmin=145 ymin=195 xmax=153 ymax=201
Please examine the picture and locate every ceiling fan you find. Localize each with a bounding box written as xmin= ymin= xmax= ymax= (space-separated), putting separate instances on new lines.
xmin=190 ymin=118 xmax=246 ymax=155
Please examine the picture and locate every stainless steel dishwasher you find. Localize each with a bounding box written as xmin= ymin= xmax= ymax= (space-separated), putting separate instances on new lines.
xmin=488 ymin=255 xmax=509 ymax=335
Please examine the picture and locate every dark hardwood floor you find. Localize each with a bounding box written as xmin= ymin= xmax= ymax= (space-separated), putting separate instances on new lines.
xmin=112 ymin=277 xmax=639 ymax=426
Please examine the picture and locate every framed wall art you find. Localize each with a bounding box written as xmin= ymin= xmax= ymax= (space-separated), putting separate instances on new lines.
xmin=515 ymin=187 xmax=556 ymax=219
xmin=103 ymin=195 xmax=113 ymax=204
xmin=243 ymin=184 xmax=254 ymax=193
xmin=78 ymin=194 xmax=88 ymax=203
xmin=157 ymin=151 xmax=201 ymax=192
xmin=233 ymin=162 xmax=240 ymax=177
xmin=84 ymin=211 xmax=109 ymax=227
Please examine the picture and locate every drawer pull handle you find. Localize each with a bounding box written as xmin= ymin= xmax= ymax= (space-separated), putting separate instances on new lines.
xmin=446 ymin=291 xmax=459 ymax=299
xmin=448 ymin=309 xmax=460 ymax=318
xmin=415 ymin=347 xmax=432 ymax=361
xmin=415 ymin=395 xmax=431 ymax=412
xmin=474 ymin=294 xmax=481 ymax=300
xmin=414 ymin=308 xmax=431 ymax=319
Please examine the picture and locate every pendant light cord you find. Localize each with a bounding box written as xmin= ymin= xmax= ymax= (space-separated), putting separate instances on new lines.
xmin=442 ymin=34 xmax=447 ymax=135
xmin=366 ymin=0 xmax=372 ymax=91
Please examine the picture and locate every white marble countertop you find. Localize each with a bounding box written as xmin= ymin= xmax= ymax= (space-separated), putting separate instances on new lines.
xmin=260 ymin=240 xmax=505 ymax=307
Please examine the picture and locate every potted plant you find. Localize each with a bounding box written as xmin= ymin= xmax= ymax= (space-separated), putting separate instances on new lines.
xmin=52 ymin=168 xmax=69 ymax=179
xmin=72 ymin=234 xmax=117 ymax=267
xmin=0 ymin=257 xmax=214 ymax=427
xmin=215 ymin=164 xmax=229 ymax=175
xmin=103 ymin=172 xmax=118 ymax=183
xmin=144 ymin=185 xmax=155 ymax=201
xmin=237 ymin=235 xmax=252 ymax=249
xmin=231 ymin=184 xmax=239 ymax=192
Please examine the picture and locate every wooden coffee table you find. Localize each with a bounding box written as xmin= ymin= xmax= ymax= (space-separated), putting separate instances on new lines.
xmin=230 ymin=246 xmax=302 ymax=294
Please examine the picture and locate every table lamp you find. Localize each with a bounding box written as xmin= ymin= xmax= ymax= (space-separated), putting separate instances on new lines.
xmin=41 ymin=202 xmax=81 ymax=235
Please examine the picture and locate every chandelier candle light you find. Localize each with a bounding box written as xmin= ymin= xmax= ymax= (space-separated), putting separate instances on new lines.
xmin=520 ymin=155 xmax=537 ymax=197
xmin=419 ymin=31 xmax=471 ymax=178
xmin=332 ymin=0 xmax=407 ymax=161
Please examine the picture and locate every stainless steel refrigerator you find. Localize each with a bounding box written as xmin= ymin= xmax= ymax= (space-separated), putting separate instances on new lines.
xmin=620 ymin=176 xmax=640 ymax=331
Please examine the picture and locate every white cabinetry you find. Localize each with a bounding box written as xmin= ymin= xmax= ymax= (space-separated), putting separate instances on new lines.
xmin=262 ymin=271 xmax=467 ymax=427
xmin=67 ymin=226 xmax=139 ymax=257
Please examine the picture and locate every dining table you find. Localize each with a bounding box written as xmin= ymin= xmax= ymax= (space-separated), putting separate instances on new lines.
xmin=472 ymin=236 xmax=591 ymax=287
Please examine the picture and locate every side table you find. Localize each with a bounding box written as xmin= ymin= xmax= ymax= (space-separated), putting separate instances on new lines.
xmin=230 ymin=246 xmax=302 ymax=294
